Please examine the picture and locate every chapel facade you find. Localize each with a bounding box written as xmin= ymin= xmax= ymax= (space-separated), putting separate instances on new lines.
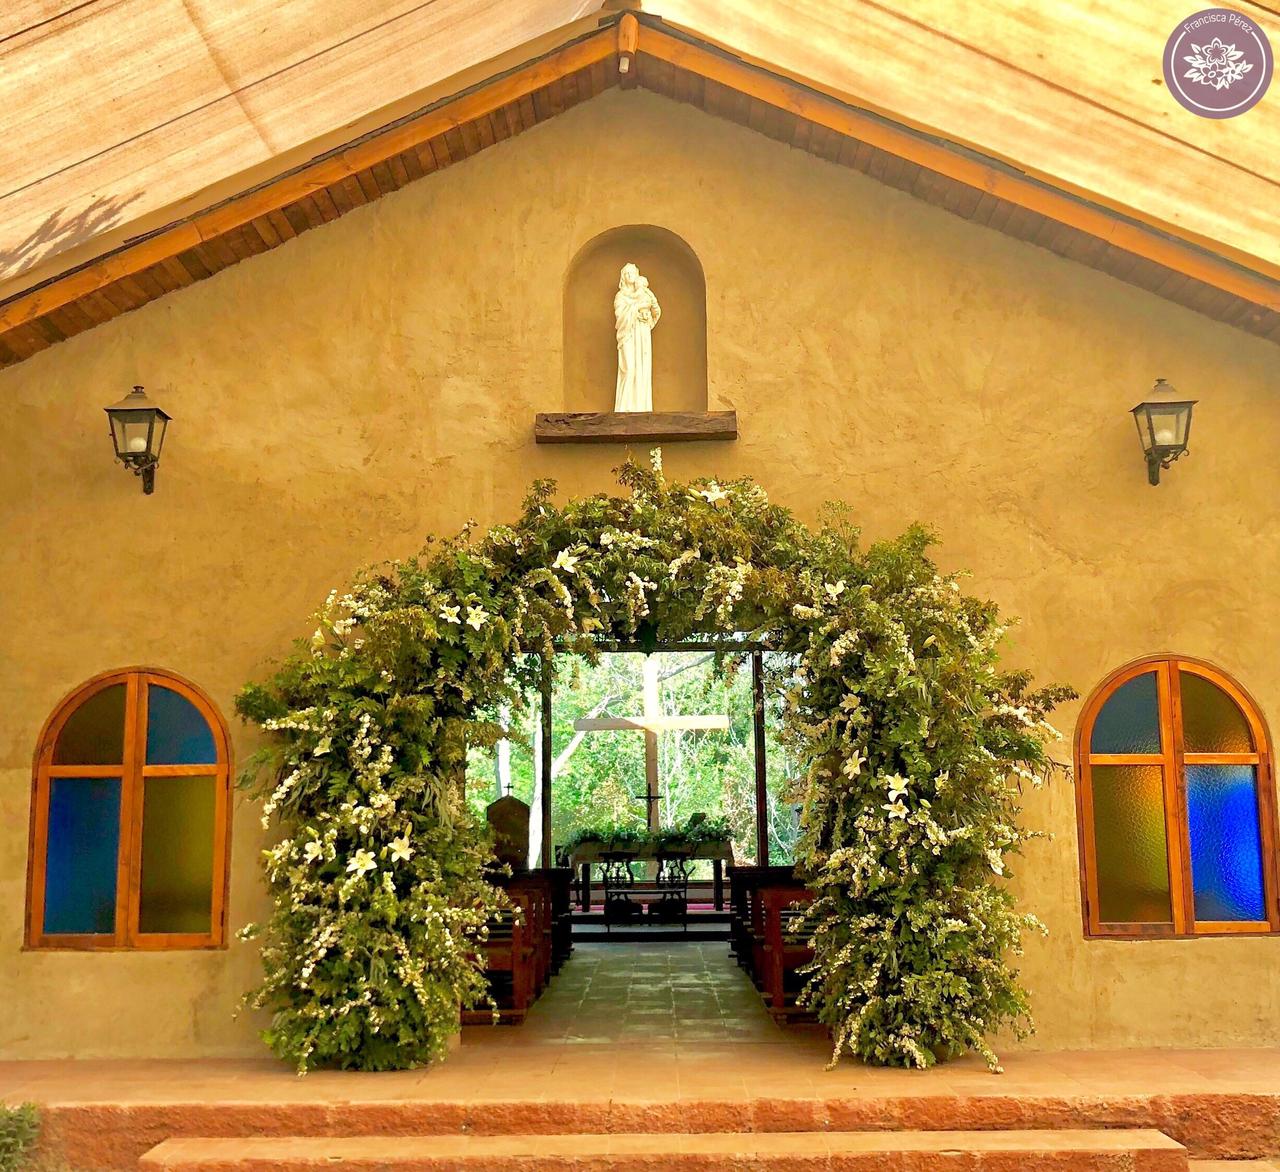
xmin=3 ymin=5 xmax=1279 ymax=1066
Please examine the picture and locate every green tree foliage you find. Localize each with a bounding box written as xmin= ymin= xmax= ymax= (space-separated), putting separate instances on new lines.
xmin=466 ymin=650 xmax=800 ymax=868
xmin=240 ymin=453 xmax=1071 ymax=1072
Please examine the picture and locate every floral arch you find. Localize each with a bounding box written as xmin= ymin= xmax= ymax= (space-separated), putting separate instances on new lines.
xmin=238 ymin=454 xmax=1069 ymax=1072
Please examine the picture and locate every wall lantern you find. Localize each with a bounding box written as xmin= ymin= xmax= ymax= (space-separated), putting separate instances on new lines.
xmin=1131 ymin=379 xmax=1196 ymax=486
xmin=104 ymin=385 xmax=170 ymax=495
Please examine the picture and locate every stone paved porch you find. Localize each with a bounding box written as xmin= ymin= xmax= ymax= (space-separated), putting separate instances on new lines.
xmin=3 ymin=943 xmax=1280 ymax=1167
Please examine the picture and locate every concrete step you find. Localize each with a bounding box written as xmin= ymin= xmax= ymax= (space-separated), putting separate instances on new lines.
xmin=139 ymin=1128 xmax=1188 ymax=1170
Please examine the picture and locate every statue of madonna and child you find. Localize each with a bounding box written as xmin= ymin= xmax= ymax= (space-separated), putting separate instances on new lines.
xmin=613 ymin=262 xmax=661 ymax=412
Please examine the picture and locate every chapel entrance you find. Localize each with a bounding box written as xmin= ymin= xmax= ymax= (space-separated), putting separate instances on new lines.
xmin=466 ymin=646 xmax=799 ymax=942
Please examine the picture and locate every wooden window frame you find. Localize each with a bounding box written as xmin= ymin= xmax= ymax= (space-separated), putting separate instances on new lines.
xmin=1074 ymin=655 xmax=1280 ymax=939
xmin=25 ymin=667 xmax=233 ymax=951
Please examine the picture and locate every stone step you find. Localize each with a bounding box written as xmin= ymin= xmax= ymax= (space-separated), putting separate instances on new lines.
xmin=139 ymin=1128 xmax=1187 ymax=1170
xmin=1190 ymin=1164 xmax=1280 ymax=1171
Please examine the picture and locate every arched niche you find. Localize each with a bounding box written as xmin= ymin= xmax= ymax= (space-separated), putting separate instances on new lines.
xmin=563 ymin=226 xmax=708 ymax=414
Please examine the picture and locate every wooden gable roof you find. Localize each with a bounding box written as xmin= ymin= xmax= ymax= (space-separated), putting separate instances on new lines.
xmin=1 ymin=9 xmax=1278 ymax=367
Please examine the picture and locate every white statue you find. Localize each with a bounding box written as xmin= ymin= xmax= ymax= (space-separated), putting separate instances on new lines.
xmin=613 ymin=262 xmax=661 ymax=412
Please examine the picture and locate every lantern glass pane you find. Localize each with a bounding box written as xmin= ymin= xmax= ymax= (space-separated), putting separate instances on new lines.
xmin=151 ymin=415 xmax=168 ymax=457
xmin=1147 ymin=406 xmax=1184 ymax=450
xmin=1132 ymin=408 xmax=1155 ymax=453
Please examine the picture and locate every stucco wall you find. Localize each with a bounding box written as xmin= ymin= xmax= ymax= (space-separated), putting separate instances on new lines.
xmin=2 ymin=89 xmax=1277 ymax=1061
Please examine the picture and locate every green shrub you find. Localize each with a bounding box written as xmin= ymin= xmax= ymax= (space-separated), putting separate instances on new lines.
xmin=0 ymin=1104 xmax=39 ymax=1172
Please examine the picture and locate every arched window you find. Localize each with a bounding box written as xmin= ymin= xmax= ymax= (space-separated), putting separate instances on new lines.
xmin=1075 ymin=657 xmax=1278 ymax=937
xmin=27 ymin=669 xmax=231 ymax=949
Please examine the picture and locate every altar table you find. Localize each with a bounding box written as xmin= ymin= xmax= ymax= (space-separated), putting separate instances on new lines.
xmin=567 ymin=839 xmax=734 ymax=912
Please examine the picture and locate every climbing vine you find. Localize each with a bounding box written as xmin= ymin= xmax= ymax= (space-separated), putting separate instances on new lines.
xmin=238 ymin=452 xmax=1070 ymax=1072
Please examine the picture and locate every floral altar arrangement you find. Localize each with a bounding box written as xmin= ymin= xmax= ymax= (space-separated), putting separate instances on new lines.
xmin=564 ymin=814 xmax=732 ymax=857
xmin=238 ymin=452 xmax=1071 ymax=1073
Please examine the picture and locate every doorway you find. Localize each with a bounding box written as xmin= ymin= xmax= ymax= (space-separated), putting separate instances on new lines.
xmin=466 ymin=646 xmax=798 ymax=940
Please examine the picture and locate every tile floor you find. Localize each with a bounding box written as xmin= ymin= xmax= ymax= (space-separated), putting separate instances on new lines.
xmin=512 ymin=942 xmax=787 ymax=1046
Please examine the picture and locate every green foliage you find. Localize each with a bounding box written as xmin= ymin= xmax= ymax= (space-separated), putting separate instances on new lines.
xmin=563 ymin=814 xmax=733 ymax=855
xmin=241 ymin=451 xmax=1071 ymax=1072
xmin=0 ymin=1104 xmax=39 ymax=1172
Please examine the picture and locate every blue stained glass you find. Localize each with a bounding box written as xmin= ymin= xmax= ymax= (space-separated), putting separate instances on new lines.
xmin=1187 ymin=765 xmax=1266 ymax=922
xmin=43 ymin=777 xmax=120 ymax=934
xmin=1091 ymin=672 xmax=1161 ymax=755
xmin=146 ymin=685 xmax=216 ymax=764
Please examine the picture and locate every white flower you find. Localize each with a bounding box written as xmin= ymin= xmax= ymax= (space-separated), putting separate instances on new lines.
xmin=346 ymin=849 xmax=377 ymax=877
xmin=883 ymin=800 xmax=909 ymax=820
xmin=312 ymin=736 xmax=332 ymax=757
xmin=697 ymin=482 xmax=728 ymax=504
xmin=986 ymin=848 xmax=1006 ymax=877
xmin=465 ymin=605 xmax=489 ymax=630
xmin=886 ymin=774 xmax=909 ymax=801
xmin=824 ymin=580 xmax=846 ymax=602
xmin=841 ymin=752 xmax=864 ymax=779
xmin=439 ymin=604 xmax=461 ymax=624
xmin=389 ymin=835 xmax=413 ymax=864
xmin=600 ymin=531 xmax=616 ymax=547
xmin=552 ymin=549 xmax=579 ymax=573
xmin=303 ymin=840 xmax=324 ymax=864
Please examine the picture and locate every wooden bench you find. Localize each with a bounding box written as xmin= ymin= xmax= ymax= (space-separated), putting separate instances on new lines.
xmin=464 ymin=871 xmax=565 ymax=1024
xmin=728 ymin=864 xmax=797 ymax=977
xmin=758 ymin=884 xmax=815 ymax=1022
xmin=462 ymin=890 xmax=540 ymax=1024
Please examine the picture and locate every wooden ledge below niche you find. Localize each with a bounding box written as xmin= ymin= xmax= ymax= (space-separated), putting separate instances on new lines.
xmin=534 ymin=411 xmax=738 ymax=444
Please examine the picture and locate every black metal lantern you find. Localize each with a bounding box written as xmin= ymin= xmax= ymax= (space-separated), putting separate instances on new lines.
xmin=104 ymin=385 xmax=170 ymax=495
xmin=1131 ymin=379 xmax=1195 ymax=486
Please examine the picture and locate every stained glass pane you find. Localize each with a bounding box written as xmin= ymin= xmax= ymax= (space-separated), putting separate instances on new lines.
xmin=1187 ymin=765 xmax=1266 ymax=921
xmin=1181 ymin=673 xmax=1253 ymax=754
xmin=43 ymin=776 xmax=120 ymax=934
xmin=139 ymin=774 xmax=215 ymax=934
xmin=1091 ymin=765 xmax=1171 ymax=923
xmin=52 ymin=684 xmax=126 ymax=764
xmin=1090 ymin=673 xmax=1161 ymax=755
xmin=146 ymin=685 xmax=217 ymax=764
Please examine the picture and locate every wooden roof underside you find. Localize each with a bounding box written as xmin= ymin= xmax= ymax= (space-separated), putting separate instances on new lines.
xmin=2 ymin=12 xmax=1277 ymax=369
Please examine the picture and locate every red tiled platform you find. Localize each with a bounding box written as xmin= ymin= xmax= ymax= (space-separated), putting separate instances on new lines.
xmin=139 ymin=1128 xmax=1188 ymax=1170
xmin=3 ymin=945 xmax=1279 ymax=1169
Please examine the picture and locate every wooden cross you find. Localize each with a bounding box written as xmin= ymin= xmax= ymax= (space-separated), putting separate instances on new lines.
xmin=573 ymin=656 xmax=729 ymax=831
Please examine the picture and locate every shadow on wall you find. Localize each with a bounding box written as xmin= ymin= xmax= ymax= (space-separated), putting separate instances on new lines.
xmin=563 ymin=224 xmax=707 ymax=413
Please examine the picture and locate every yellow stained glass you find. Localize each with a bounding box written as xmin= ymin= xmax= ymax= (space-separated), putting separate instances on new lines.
xmin=138 ymin=775 xmax=215 ymax=935
xmin=1092 ymin=764 xmax=1171 ymax=924
xmin=1181 ymin=672 xmax=1253 ymax=754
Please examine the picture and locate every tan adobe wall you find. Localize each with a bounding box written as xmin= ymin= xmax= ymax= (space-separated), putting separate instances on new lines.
xmin=1 ymin=89 xmax=1277 ymax=1060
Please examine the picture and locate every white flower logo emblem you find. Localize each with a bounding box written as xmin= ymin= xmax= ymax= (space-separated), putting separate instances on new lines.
xmin=1184 ymin=37 xmax=1253 ymax=89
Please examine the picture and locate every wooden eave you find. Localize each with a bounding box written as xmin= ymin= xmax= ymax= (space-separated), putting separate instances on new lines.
xmin=1 ymin=11 xmax=1277 ymax=369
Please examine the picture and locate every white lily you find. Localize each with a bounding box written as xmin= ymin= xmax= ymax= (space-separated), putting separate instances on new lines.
xmin=389 ymin=835 xmax=413 ymax=864
xmin=552 ymin=549 xmax=579 ymax=573
xmin=466 ymin=605 xmax=489 ymax=630
xmin=346 ymin=849 xmax=377 ymax=877
xmin=439 ymin=604 xmax=461 ymax=624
